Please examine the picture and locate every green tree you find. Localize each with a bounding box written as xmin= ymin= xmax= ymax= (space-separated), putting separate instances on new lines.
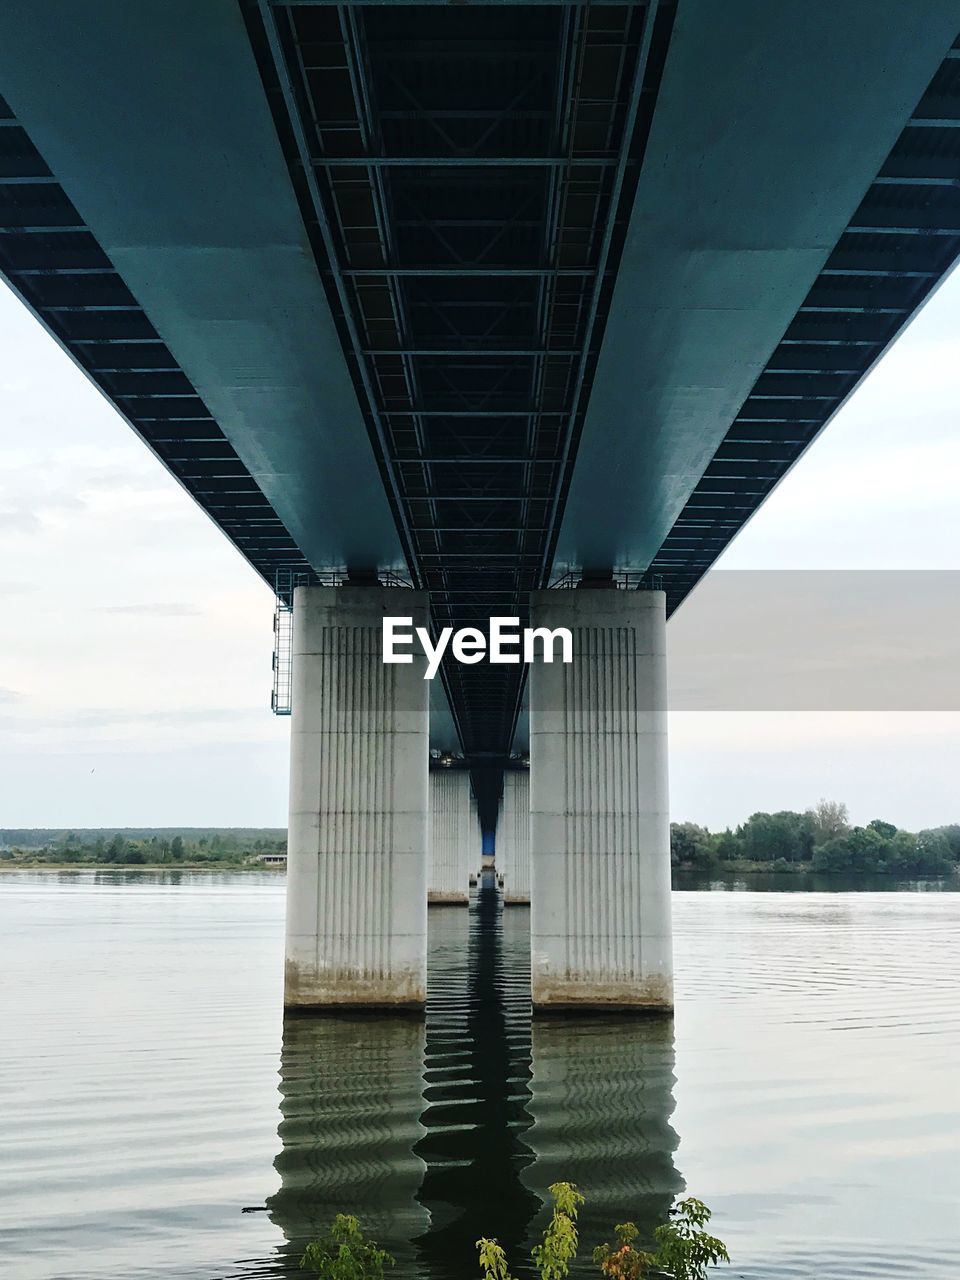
xmin=811 ymin=826 xmax=887 ymax=873
xmin=737 ymin=811 xmax=814 ymax=863
xmin=884 ymin=829 xmax=920 ymax=873
xmin=670 ymin=823 xmax=716 ymax=870
xmin=915 ymin=829 xmax=954 ymax=875
xmin=170 ymin=836 xmax=185 ymax=861
xmin=713 ymin=828 xmax=740 ymax=862
xmin=936 ymin=824 xmax=960 ymax=860
xmin=867 ymin=819 xmax=897 ymax=839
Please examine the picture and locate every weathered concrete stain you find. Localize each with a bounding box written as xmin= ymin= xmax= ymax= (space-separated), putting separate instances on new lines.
xmin=284 ymin=958 xmax=426 ymax=1011
xmin=531 ymin=970 xmax=674 ymax=1015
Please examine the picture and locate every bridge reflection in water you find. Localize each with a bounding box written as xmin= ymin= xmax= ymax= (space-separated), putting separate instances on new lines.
xmin=267 ymin=877 xmax=681 ymax=1276
xmin=265 ymin=1013 xmax=428 ymax=1273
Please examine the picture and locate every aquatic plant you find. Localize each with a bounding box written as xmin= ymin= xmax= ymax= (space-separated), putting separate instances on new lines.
xmin=650 ymin=1197 xmax=730 ymax=1280
xmin=592 ymin=1221 xmax=655 ymax=1278
xmin=531 ymin=1182 xmax=586 ymax=1280
xmin=301 ymin=1186 xmax=729 ymax=1280
xmin=594 ymin=1198 xmax=728 ymax=1280
xmin=476 ymin=1236 xmax=516 ymax=1280
xmin=299 ymin=1213 xmax=394 ymax=1280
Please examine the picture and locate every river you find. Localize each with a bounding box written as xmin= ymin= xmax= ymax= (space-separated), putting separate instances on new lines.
xmin=1 ymin=871 xmax=958 ymax=1279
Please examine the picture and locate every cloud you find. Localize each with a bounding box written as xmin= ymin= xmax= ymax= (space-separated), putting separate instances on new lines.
xmin=0 ymin=509 xmax=40 ymax=533
xmin=95 ymin=603 xmax=201 ymax=617
xmin=0 ymin=687 xmax=21 ymax=704
xmin=0 ymin=706 xmax=260 ymax=731
xmin=71 ymin=707 xmax=253 ymax=727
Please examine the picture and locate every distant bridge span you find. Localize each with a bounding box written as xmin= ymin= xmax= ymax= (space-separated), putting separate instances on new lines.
xmin=2 ymin=1 xmax=959 ymax=1007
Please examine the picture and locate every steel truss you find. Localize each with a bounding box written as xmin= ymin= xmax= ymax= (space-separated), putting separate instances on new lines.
xmin=248 ymin=0 xmax=673 ymax=818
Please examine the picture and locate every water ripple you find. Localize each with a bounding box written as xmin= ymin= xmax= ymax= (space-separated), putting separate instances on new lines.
xmin=2 ymin=874 xmax=959 ymax=1277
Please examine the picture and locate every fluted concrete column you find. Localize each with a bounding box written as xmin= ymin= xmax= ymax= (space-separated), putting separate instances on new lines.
xmin=285 ymin=584 xmax=429 ymax=1009
xmin=528 ymin=588 xmax=672 ymax=1012
xmin=428 ymin=769 xmax=473 ymax=904
xmin=497 ymin=770 xmax=530 ymax=904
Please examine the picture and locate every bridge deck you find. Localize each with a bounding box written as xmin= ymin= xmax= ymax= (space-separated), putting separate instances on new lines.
xmin=1 ymin=0 xmax=959 ymax=817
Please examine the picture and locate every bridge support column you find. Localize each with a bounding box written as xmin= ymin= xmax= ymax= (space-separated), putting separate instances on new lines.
xmin=497 ymin=771 xmax=530 ymax=904
xmin=428 ymin=769 xmax=473 ymax=904
xmin=285 ymin=585 xmax=429 ymax=1010
xmin=528 ymin=588 xmax=672 ymax=1012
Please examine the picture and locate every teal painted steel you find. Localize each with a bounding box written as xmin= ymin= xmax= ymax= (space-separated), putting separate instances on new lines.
xmin=0 ymin=0 xmax=402 ymax=574
xmin=2 ymin=0 xmax=960 ymax=793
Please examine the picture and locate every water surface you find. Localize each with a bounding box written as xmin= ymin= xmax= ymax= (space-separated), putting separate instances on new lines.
xmin=1 ymin=871 xmax=958 ymax=1278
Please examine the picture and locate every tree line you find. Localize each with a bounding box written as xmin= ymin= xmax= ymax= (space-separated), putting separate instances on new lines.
xmin=0 ymin=830 xmax=287 ymax=867
xmin=671 ymin=799 xmax=960 ymax=876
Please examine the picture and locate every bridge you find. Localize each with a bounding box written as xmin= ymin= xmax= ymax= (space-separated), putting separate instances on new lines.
xmin=2 ymin=0 xmax=959 ymax=1010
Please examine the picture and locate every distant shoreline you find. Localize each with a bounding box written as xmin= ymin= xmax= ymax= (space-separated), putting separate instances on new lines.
xmin=0 ymin=863 xmax=285 ymax=874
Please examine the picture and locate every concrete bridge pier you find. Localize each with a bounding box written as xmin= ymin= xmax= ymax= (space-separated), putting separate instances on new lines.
xmin=285 ymin=585 xmax=429 ymax=1010
xmin=497 ymin=771 xmax=531 ymax=904
xmin=428 ymin=769 xmax=474 ymax=904
xmin=528 ymin=588 xmax=672 ymax=1013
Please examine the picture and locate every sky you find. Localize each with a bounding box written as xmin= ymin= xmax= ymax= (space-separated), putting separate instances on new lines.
xmin=1 ymin=268 xmax=960 ymax=833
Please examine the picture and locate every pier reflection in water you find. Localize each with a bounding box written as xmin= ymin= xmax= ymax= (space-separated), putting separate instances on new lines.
xmin=265 ymin=1013 xmax=429 ymax=1273
xmin=267 ymin=875 xmax=680 ymax=1276
xmin=523 ymin=1016 xmax=682 ymax=1270
xmin=414 ymin=877 xmax=539 ymax=1278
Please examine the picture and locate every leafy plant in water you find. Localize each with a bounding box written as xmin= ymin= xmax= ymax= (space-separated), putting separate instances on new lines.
xmin=593 ymin=1200 xmax=729 ymax=1280
xmin=471 ymin=1183 xmax=730 ymax=1280
xmin=652 ymin=1198 xmax=730 ymax=1280
xmin=592 ymin=1221 xmax=656 ymax=1279
xmin=300 ymin=1213 xmax=395 ymax=1280
xmin=531 ymin=1181 xmax=585 ymax=1280
xmin=477 ymin=1236 xmax=517 ymax=1280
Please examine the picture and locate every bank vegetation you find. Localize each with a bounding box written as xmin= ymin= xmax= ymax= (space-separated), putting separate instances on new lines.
xmin=672 ymin=799 xmax=960 ymax=876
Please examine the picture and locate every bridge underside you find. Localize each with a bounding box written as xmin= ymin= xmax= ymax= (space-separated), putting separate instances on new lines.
xmin=1 ymin=1 xmax=960 ymax=822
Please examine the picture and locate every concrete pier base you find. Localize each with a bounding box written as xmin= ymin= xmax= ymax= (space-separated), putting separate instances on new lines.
xmin=285 ymin=585 xmax=429 ymax=1010
xmin=428 ymin=769 xmax=473 ymax=905
xmin=528 ymin=588 xmax=673 ymax=1012
xmin=497 ymin=770 xmax=530 ymax=904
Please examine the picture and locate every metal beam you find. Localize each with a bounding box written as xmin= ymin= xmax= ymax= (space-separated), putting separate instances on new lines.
xmin=313 ymin=154 xmax=624 ymax=167
xmin=537 ymin=0 xmax=660 ymax=583
xmin=256 ymin=0 xmax=421 ymax=587
xmin=343 ymin=267 xmax=596 ymax=277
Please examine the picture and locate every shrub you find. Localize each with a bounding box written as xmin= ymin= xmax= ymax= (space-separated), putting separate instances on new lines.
xmin=479 ymin=1184 xmax=729 ymax=1280
xmin=300 ymin=1213 xmax=394 ymax=1280
xmin=531 ymin=1182 xmax=585 ymax=1280
xmin=653 ymin=1198 xmax=730 ymax=1280
xmin=302 ymin=1186 xmax=729 ymax=1280
xmin=593 ymin=1221 xmax=655 ymax=1278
